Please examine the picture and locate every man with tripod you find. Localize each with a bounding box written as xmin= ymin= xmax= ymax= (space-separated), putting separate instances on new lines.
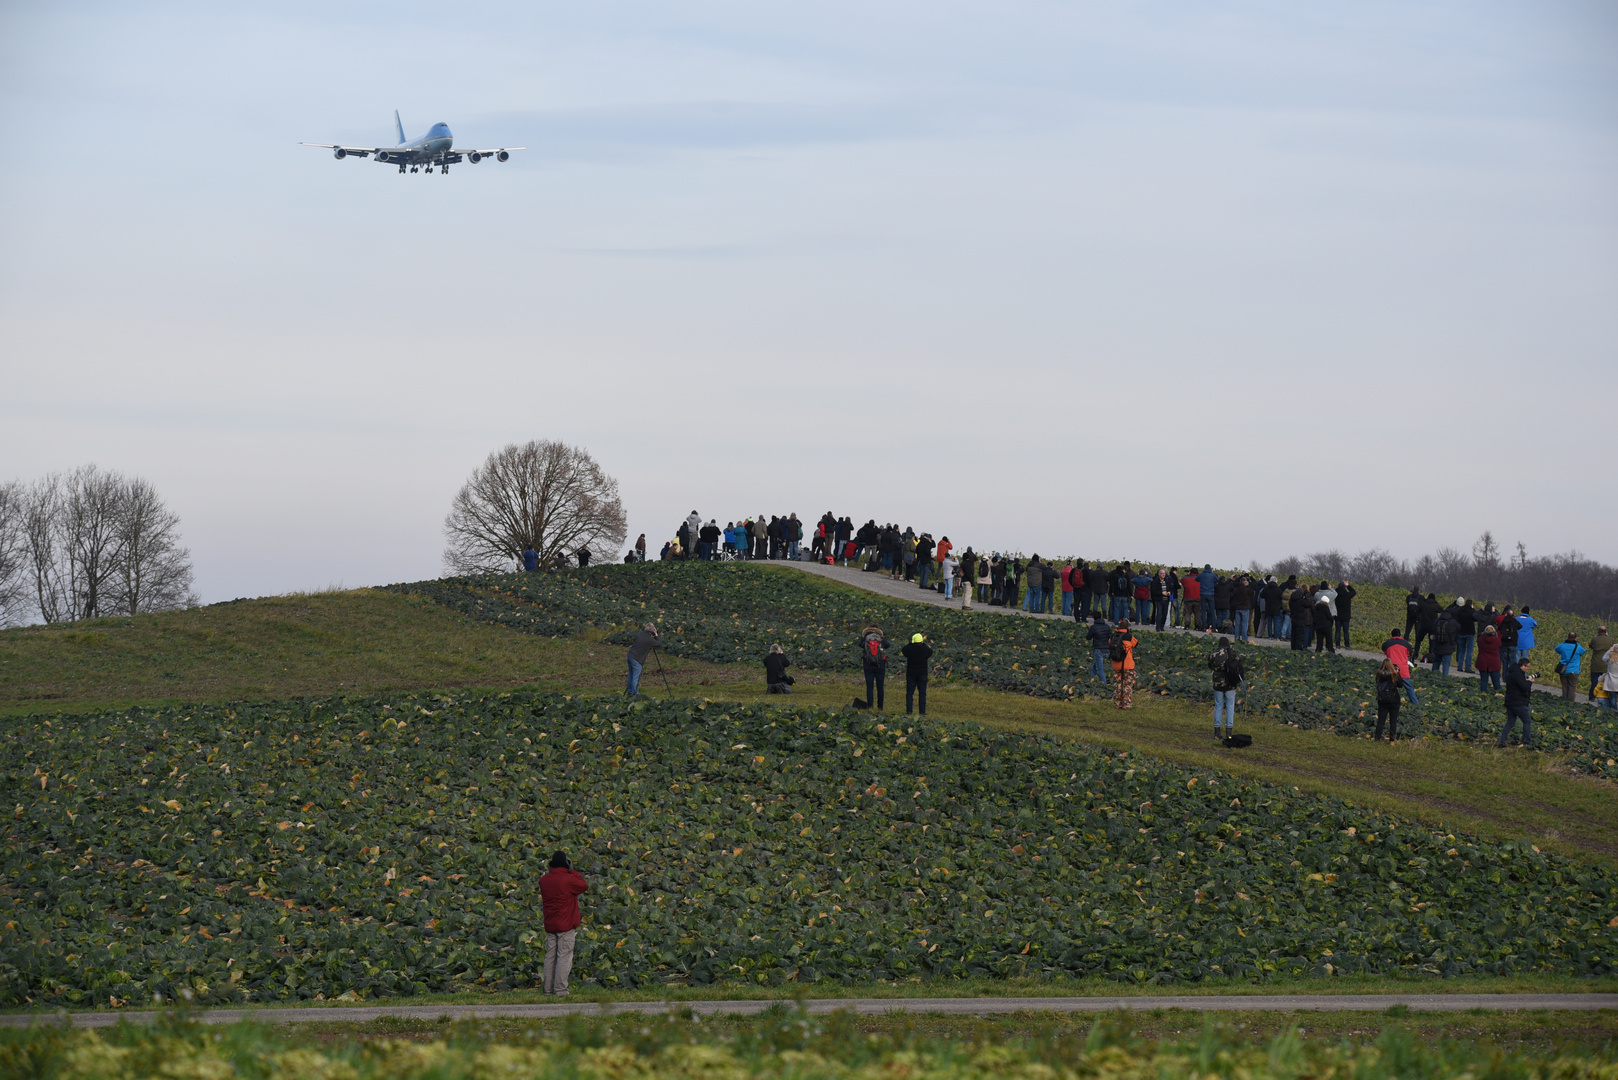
xmin=626 ymin=622 xmax=660 ymax=696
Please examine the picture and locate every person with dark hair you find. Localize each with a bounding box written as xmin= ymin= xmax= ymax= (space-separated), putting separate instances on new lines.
xmin=1197 ymin=565 xmax=1218 ymax=630
xmin=1261 ymin=576 xmax=1283 ymax=639
xmin=1229 ymin=575 xmax=1254 ymax=643
xmin=1024 ymin=556 xmax=1045 ymax=613
xmin=1476 ymin=624 xmax=1503 ymax=691
xmin=1451 ymin=596 xmax=1475 ymax=672
xmin=576 ymin=548 xmax=591 ymax=568
xmin=901 ymin=632 xmax=933 ymax=716
xmin=1404 ymin=585 xmax=1424 ymax=640
xmin=1180 ymin=569 xmax=1202 ymax=631
xmin=1381 ymin=629 xmax=1419 ymax=704
xmin=1131 ymin=566 xmax=1153 ymax=625
xmin=1373 ymin=658 xmax=1402 ymax=741
xmin=1410 ymin=593 xmax=1438 ymax=660
xmin=1553 ymin=634 xmax=1587 ymax=700
xmin=1087 ymin=612 xmax=1111 ymax=684
xmin=1209 ymin=636 xmax=1243 ymax=741
xmin=634 ymin=534 xmax=647 ymax=562
xmin=1333 ymin=581 xmax=1357 ymax=650
xmin=1150 ymin=568 xmax=1174 ymax=632
xmin=1110 ymin=620 xmax=1140 ymax=709
xmin=1500 ymin=657 xmax=1536 ymax=747
xmin=1516 ymin=607 xmax=1539 ymax=663
xmin=1212 ymin=574 xmax=1233 ymax=633
xmin=1429 ymin=606 xmax=1459 ymax=674
xmin=1288 ymin=583 xmax=1312 ymax=651
xmin=539 ymin=851 xmax=589 ymax=996
xmin=1087 ymin=560 xmax=1108 ymax=620
xmin=626 ymin=622 xmax=659 ymax=697
xmin=858 ymin=626 xmax=890 ymax=710
xmin=1497 ymin=606 xmax=1522 ymax=670
xmin=1109 ymin=562 xmax=1134 ymax=622
xmin=522 ymin=544 xmax=539 ymax=572
xmin=764 ymin=643 xmax=794 ymax=694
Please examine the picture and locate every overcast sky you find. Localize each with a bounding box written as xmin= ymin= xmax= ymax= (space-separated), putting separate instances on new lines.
xmin=2 ymin=1 xmax=1614 ymax=601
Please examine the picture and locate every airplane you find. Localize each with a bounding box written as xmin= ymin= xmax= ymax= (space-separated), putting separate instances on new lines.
xmin=301 ymin=111 xmax=524 ymax=175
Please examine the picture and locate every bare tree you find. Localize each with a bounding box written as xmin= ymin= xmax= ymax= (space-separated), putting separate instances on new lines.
xmin=0 ymin=481 xmax=28 ymax=626
xmin=114 ymin=476 xmax=197 ymax=613
xmin=442 ymin=440 xmax=627 ymax=574
xmin=22 ymin=474 xmax=72 ymax=624
xmin=62 ymin=464 xmax=128 ymax=619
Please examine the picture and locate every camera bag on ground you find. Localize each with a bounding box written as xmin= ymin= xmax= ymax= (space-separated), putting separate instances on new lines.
xmin=1224 ymin=733 xmax=1252 ymax=748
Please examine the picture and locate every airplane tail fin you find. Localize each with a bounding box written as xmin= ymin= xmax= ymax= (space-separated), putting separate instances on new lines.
xmin=394 ymin=110 xmax=405 ymax=145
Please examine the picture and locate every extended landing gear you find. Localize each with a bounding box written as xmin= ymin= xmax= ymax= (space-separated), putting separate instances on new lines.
xmin=409 ymin=166 xmax=418 ymax=173
xmin=398 ymin=164 xmax=406 ymax=174
xmin=440 ymin=164 xmax=449 ymax=175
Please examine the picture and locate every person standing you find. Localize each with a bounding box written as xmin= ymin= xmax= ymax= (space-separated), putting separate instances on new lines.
xmin=1229 ymin=575 xmax=1254 ymax=642
xmin=859 ymin=626 xmax=890 ymax=710
xmin=1151 ymin=568 xmax=1174 ymax=632
xmin=1087 ymin=613 xmax=1112 ymax=684
xmin=1452 ymin=597 xmax=1476 ymax=673
xmin=1289 ymin=584 xmax=1312 ymax=651
xmin=1110 ymin=620 xmax=1140 ymax=709
xmin=522 ymin=544 xmax=539 ymax=571
xmin=1278 ymin=575 xmax=1298 ymax=641
xmin=1410 ymin=593 xmax=1438 ymax=661
xmin=1132 ymin=567 xmax=1153 ymax=625
xmin=1197 ymin=565 xmax=1218 ymax=629
xmin=1087 ymin=561 xmax=1108 ymax=622
xmin=1381 ymin=629 xmax=1419 ymax=704
xmin=1404 ymin=585 xmax=1424 ymax=640
xmin=539 ymin=851 xmax=588 ymax=996
xmin=1261 ymin=576 xmax=1283 ymax=639
xmin=1600 ymin=641 xmax=1618 ymax=711
xmin=1312 ymin=592 xmax=1336 ymax=654
xmin=957 ymin=549 xmax=976 ymax=608
xmin=1180 ymin=569 xmax=1202 ymax=631
xmin=1497 ymin=607 xmax=1522 ymax=670
xmin=1553 ymin=634 xmax=1587 ymax=700
xmin=1023 ymin=557 xmax=1045 ymax=613
xmin=941 ymin=551 xmax=960 ymax=600
xmin=1590 ymin=626 xmax=1614 ymax=700
xmin=626 ymin=622 xmax=659 ymax=696
xmin=1476 ymin=624 xmax=1503 ymax=692
xmin=916 ymin=533 xmax=936 ymax=590
xmin=1212 ymin=574 xmax=1233 ymax=632
xmin=1061 ymin=562 xmax=1076 ymax=617
xmin=1373 ymin=658 xmax=1403 ymax=741
xmin=977 ymin=552 xmax=992 ymax=604
xmin=634 ymin=534 xmax=647 ymax=562
xmin=901 ymin=632 xmax=933 ymax=716
xmin=1516 ymin=607 xmax=1539 ymax=665
xmin=686 ymin=510 xmax=703 ymax=555
xmin=1209 ymin=636 xmax=1243 ymax=742
xmin=1333 ymin=581 xmax=1357 ymax=650
xmin=1500 ymin=657 xmax=1536 ymax=747
xmin=1429 ymin=607 xmax=1459 ymax=674
xmin=1110 ymin=563 xmax=1134 ymax=622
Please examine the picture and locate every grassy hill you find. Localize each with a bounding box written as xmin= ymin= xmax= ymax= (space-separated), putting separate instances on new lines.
xmin=3 ymin=563 xmax=1616 ymax=1012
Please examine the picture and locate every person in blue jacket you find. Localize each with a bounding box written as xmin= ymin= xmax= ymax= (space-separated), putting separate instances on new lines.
xmin=522 ymin=544 xmax=539 ymax=571
xmin=1553 ymin=633 xmax=1587 ymax=701
xmin=1197 ymin=565 xmax=1218 ymax=630
xmin=1516 ymin=607 xmax=1539 ymax=661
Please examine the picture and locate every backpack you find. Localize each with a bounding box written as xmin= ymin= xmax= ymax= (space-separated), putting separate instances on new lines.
xmin=865 ymin=637 xmax=885 ymax=664
xmin=1376 ymin=677 xmax=1401 ymax=705
xmin=1108 ymin=631 xmax=1129 ymax=663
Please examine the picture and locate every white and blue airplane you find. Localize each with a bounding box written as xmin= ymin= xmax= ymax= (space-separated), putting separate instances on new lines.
xmin=301 ymin=111 xmax=523 ymax=175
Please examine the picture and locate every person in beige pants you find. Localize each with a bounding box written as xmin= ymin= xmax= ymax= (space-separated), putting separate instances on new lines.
xmin=538 ymin=851 xmax=589 ymax=995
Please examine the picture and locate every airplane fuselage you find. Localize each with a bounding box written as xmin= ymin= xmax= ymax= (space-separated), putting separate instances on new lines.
xmin=303 ymin=114 xmax=522 ymax=173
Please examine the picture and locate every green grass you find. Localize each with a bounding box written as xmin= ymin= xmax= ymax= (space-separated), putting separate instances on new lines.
xmin=2 ymin=1005 xmax=1614 ymax=1078
xmin=4 ymin=580 xmax=1614 ymax=866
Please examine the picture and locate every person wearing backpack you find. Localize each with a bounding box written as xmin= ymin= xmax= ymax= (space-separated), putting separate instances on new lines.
xmin=1332 ymin=581 xmax=1357 ymax=650
xmin=1024 ymin=557 xmax=1045 ymax=613
xmin=858 ymin=626 xmax=890 ymax=710
xmin=1086 ymin=613 xmax=1112 ymax=684
xmin=1373 ymin=658 xmax=1403 ymax=741
xmin=1209 ymin=637 xmax=1244 ymax=741
xmin=1497 ymin=607 xmax=1521 ymax=669
xmin=1381 ymin=629 xmax=1420 ymax=704
xmin=1404 ymin=586 xmax=1424 ymax=640
xmin=1109 ymin=620 xmax=1140 ymax=709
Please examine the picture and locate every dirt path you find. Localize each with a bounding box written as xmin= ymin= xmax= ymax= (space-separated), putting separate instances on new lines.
xmin=10 ymin=993 xmax=1616 ymax=1028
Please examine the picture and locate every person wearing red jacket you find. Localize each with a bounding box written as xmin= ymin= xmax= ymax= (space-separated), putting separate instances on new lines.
xmin=539 ymin=851 xmax=589 ymax=995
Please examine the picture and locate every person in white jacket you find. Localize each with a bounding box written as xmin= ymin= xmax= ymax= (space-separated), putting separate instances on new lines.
xmin=941 ymin=554 xmax=959 ymax=599
xmin=1602 ymin=644 xmax=1618 ymax=711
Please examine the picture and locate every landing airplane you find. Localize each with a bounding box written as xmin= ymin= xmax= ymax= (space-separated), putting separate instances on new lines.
xmin=301 ymin=111 xmax=523 ymax=175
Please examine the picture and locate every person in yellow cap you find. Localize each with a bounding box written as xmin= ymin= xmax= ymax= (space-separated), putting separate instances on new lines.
xmin=901 ymin=632 xmax=933 ymax=716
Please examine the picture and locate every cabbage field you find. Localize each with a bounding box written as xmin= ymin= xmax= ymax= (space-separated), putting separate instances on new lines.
xmin=395 ymin=564 xmax=1618 ymax=780
xmin=5 ymin=690 xmax=1616 ymax=1007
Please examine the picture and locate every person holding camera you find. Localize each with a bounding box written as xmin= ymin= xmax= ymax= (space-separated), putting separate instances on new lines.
xmin=764 ymin=643 xmax=795 ymax=694
xmin=1209 ymin=636 xmax=1243 ymax=741
xmin=1499 ymin=657 xmax=1536 ymax=748
xmin=626 ymin=622 xmax=659 ymax=697
xmin=539 ymin=851 xmax=589 ymax=995
xmin=901 ymin=632 xmax=933 ymax=716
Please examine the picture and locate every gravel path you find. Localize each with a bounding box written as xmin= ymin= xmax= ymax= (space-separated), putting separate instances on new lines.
xmin=8 ymin=993 xmax=1614 ymax=1027
xmin=778 ymin=559 xmax=1589 ymax=703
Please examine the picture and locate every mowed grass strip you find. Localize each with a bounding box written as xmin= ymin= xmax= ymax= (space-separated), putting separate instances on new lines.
xmin=3 ymin=587 xmax=1615 ymax=865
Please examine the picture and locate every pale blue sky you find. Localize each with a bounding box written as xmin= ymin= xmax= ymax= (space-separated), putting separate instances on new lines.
xmin=2 ymin=2 xmax=1614 ymax=600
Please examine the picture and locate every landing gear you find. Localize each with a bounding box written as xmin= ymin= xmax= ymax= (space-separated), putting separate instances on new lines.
xmin=409 ymin=166 xmax=418 ymax=173
xmin=398 ymin=164 xmax=406 ymax=174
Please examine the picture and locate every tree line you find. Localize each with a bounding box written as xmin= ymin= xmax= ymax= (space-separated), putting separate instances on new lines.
xmin=0 ymin=465 xmax=197 ymax=627
xmin=1269 ymin=531 xmax=1616 ymax=619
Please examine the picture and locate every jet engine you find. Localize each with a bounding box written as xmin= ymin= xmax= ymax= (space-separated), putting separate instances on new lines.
xmin=468 ymin=152 xmax=483 ymax=163
xmin=333 ymin=148 xmax=346 ymax=160
xmin=375 ymin=151 xmax=390 ymax=163
xmin=496 ymin=150 xmax=510 ymax=162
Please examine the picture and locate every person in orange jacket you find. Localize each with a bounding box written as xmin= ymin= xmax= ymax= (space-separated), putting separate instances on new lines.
xmin=1110 ymin=619 xmax=1140 ymax=709
xmin=538 ymin=851 xmax=589 ymax=995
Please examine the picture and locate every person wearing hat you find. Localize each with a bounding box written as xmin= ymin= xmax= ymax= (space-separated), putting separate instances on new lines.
xmin=1110 ymin=619 xmax=1140 ymax=709
xmin=900 ymin=632 xmax=934 ymax=716
xmin=539 ymin=851 xmax=589 ymax=996
xmin=1500 ymin=657 xmax=1537 ymax=748
xmin=1553 ymin=633 xmax=1588 ymax=701
xmin=1451 ymin=597 xmax=1476 ymax=672
xmin=858 ymin=626 xmax=890 ymax=710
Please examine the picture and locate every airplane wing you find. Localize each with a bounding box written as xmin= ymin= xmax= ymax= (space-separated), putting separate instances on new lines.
xmin=300 ymin=143 xmax=380 ymax=158
xmin=458 ymin=147 xmax=526 ymax=161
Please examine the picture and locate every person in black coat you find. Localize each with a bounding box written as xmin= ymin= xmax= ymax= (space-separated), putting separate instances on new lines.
xmin=1311 ymin=595 xmax=1336 ymax=653
xmin=900 ymin=633 xmax=933 ymax=715
xmin=1289 ymin=585 xmax=1313 ymax=650
xmin=1499 ymin=657 xmax=1535 ymax=747
xmin=1411 ymin=593 xmax=1440 ymax=660
xmin=764 ymin=644 xmax=793 ymax=693
xmin=1333 ymin=582 xmax=1358 ymax=649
